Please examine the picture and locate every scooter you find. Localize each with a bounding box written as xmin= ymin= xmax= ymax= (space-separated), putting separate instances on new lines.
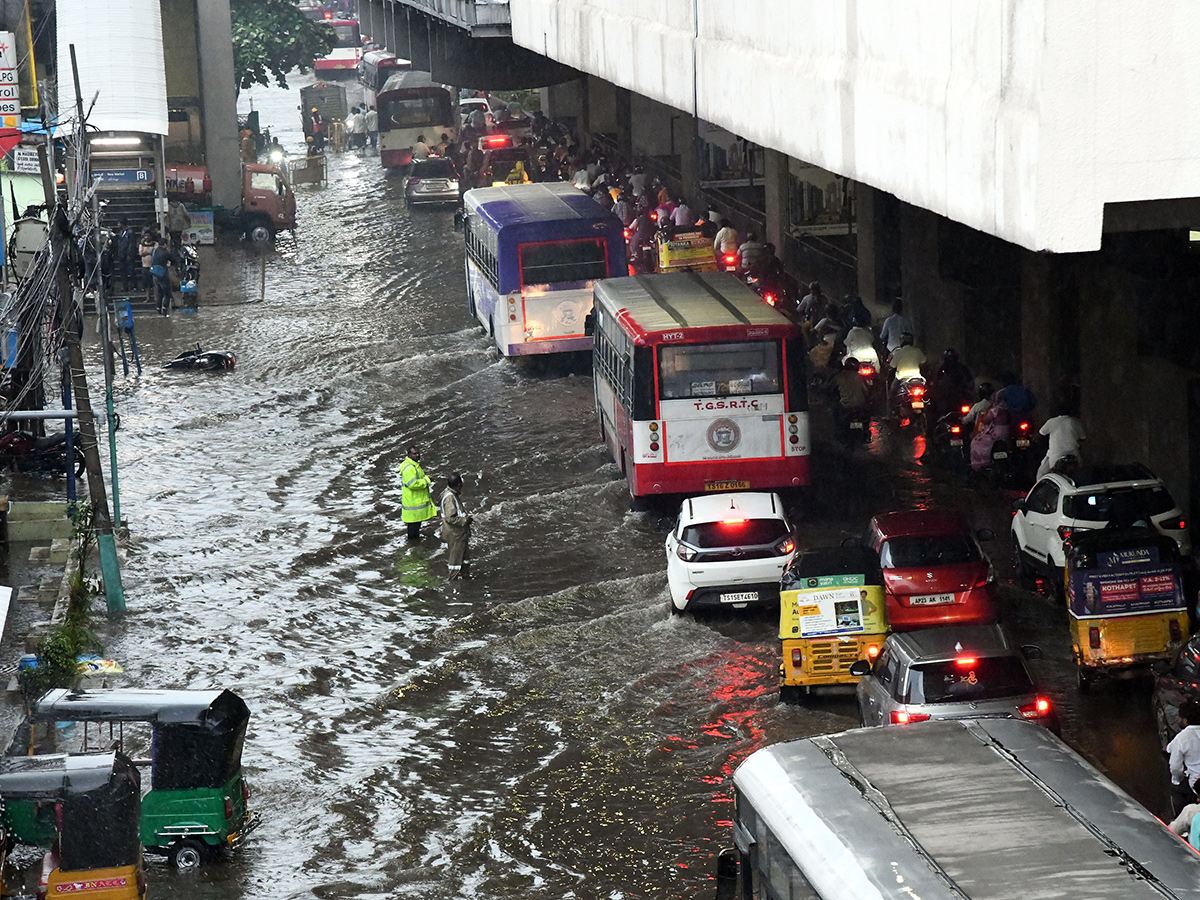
xmin=164 ymin=343 xmax=235 ymax=372
xmin=0 ymin=430 xmax=85 ymax=477
xmin=928 ymin=402 xmax=973 ymax=469
xmin=179 ymin=244 xmax=200 ymax=282
xmin=891 ymin=375 xmax=928 ymax=428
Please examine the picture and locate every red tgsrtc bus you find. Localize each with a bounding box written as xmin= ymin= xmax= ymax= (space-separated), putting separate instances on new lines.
xmin=314 ymin=19 xmax=361 ymax=75
xmin=592 ymin=272 xmax=810 ymax=498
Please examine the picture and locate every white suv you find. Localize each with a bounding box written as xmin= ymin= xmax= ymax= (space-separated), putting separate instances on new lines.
xmin=1011 ymin=464 xmax=1191 ymax=587
xmin=665 ymin=492 xmax=796 ymax=613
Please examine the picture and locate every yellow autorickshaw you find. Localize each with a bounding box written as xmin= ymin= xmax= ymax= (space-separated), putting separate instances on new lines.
xmin=779 ymin=546 xmax=888 ymax=698
xmin=1064 ymin=528 xmax=1189 ymax=691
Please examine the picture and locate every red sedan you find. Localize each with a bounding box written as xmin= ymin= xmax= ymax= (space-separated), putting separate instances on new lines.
xmin=864 ymin=511 xmax=999 ymax=630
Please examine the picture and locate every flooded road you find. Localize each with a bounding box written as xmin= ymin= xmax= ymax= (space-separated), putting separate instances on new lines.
xmin=3 ymin=74 xmax=1169 ymax=898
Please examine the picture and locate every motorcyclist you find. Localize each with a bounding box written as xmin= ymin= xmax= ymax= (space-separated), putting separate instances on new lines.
xmin=887 ymin=333 xmax=927 ymax=394
xmin=840 ymin=322 xmax=881 ymax=372
xmin=931 ymin=348 xmax=974 ymax=418
xmin=842 ymin=293 xmax=872 ymax=329
xmin=738 ymin=231 xmax=767 ymax=276
xmin=969 ymin=391 xmax=1012 ymax=472
xmin=829 ymin=356 xmax=870 ymax=441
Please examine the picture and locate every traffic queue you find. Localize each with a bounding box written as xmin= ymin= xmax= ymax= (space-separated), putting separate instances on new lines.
xmin=450 ymin=168 xmax=1200 ymax=891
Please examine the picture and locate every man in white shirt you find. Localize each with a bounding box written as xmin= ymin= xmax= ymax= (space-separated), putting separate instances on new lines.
xmin=713 ymin=219 xmax=740 ymax=259
xmin=413 ymin=134 xmax=430 ymax=160
xmin=1169 ymin=700 xmax=1200 ymax=814
xmin=670 ymin=198 xmax=694 ymax=228
xmin=879 ymin=298 xmax=914 ymax=353
xmin=1038 ymin=411 xmax=1085 ymax=477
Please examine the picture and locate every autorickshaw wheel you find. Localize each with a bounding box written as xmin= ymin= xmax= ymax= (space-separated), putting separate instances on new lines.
xmin=169 ymin=838 xmax=205 ymax=870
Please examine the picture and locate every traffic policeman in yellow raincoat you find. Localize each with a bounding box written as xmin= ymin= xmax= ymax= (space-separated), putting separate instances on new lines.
xmin=399 ymin=445 xmax=436 ymax=541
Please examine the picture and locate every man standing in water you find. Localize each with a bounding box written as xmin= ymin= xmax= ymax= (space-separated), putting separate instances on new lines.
xmin=399 ymin=446 xmax=436 ymax=541
xmin=439 ymin=473 xmax=472 ymax=579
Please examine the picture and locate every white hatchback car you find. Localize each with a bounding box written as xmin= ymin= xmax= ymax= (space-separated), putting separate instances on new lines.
xmin=1011 ymin=464 xmax=1191 ymax=587
xmin=665 ymin=492 xmax=796 ymax=613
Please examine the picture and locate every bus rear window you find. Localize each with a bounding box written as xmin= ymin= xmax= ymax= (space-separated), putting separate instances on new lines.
xmin=519 ymin=239 xmax=608 ymax=286
xmin=658 ymin=341 xmax=782 ymax=400
xmin=381 ymin=97 xmax=450 ymax=128
xmin=331 ymin=24 xmax=360 ymax=47
xmin=905 ymin=656 xmax=1033 ymax=704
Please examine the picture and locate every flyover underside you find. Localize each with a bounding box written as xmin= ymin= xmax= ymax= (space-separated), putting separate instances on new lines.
xmin=360 ymin=0 xmax=577 ymax=89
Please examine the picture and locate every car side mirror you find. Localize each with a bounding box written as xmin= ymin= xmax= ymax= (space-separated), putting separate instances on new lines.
xmin=1151 ymin=659 xmax=1172 ymax=676
xmin=841 ymin=536 xmax=861 ymax=548
xmin=849 ymin=659 xmax=872 ymax=677
xmin=976 ymin=528 xmax=995 ymax=542
xmin=1011 ymin=498 xmax=1026 ymax=513
xmin=1020 ymin=644 xmax=1043 ymax=661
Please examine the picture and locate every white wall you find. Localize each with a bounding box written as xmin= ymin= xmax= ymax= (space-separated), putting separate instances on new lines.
xmin=511 ymin=0 xmax=1200 ymax=253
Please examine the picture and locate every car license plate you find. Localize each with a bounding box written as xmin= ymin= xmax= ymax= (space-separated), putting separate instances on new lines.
xmin=910 ymin=593 xmax=956 ymax=606
xmin=1016 ymin=438 xmax=1030 ymax=448
xmin=850 ymin=421 xmax=864 ymax=430
xmin=993 ymin=450 xmax=1008 ymax=459
xmin=705 ymin=480 xmax=750 ymax=491
xmin=720 ymin=591 xmax=759 ymax=604
xmin=950 ymin=438 xmax=963 ymax=447
xmin=911 ymin=400 xmax=925 ymax=409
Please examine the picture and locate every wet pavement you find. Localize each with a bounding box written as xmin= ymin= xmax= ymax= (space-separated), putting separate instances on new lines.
xmin=0 ymin=73 xmax=1173 ymax=898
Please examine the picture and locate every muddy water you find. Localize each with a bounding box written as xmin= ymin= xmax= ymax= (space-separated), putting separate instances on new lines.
xmin=2 ymin=73 xmax=1163 ymax=899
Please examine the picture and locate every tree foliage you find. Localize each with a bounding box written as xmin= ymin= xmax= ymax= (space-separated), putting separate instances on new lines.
xmin=230 ymin=0 xmax=337 ymax=91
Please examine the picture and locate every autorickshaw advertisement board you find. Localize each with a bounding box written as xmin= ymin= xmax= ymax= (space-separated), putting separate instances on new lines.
xmin=1068 ymin=545 xmax=1184 ymax=618
xmin=781 ymin=575 xmax=886 ymax=638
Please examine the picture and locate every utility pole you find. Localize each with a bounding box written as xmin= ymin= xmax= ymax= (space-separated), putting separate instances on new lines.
xmin=62 ymin=45 xmax=123 ymax=614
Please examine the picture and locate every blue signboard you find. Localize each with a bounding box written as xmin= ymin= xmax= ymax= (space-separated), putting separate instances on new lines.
xmin=94 ymin=169 xmax=154 ymax=184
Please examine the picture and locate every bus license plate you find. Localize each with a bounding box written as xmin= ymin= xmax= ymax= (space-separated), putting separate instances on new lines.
xmin=910 ymin=593 xmax=956 ymax=606
xmin=1016 ymin=438 xmax=1030 ymax=448
xmin=721 ymin=591 xmax=759 ymax=604
xmin=911 ymin=400 xmax=925 ymax=409
xmin=706 ymin=480 xmax=750 ymax=491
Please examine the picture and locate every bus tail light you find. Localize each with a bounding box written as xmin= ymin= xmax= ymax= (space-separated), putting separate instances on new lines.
xmin=1171 ymin=618 xmax=1183 ymax=643
xmin=1089 ymin=626 xmax=1101 ymax=649
xmin=890 ymin=710 xmax=930 ymax=725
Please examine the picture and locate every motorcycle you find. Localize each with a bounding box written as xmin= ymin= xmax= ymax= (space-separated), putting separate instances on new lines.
xmin=928 ymin=401 xmax=973 ymax=469
xmin=0 ymin=430 xmax=85 ymax=477
xmin=891 ymin=375 xmax=928 ymax=428
xmin=179 ymin=244 xmax=200 ymax=282
xmin=841 ymin=404 xmax=872 ymax=448
xmin=164 ymin=343 xmax=236 ymax=372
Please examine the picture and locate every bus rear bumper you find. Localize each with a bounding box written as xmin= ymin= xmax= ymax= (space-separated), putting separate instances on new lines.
xmin=631 ymin=455 xmax=810 ymax=495
xmin=505 ymin=336 xmax=592 ymax=356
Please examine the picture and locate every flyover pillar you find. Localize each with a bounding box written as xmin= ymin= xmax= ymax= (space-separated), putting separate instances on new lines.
xmin=763 ymin=149 xmax=789 ymax=263
xmin=615 ymin=86 xmax=632 ymax=163
xmin=677 ymin=112 xmax=699 ymax=200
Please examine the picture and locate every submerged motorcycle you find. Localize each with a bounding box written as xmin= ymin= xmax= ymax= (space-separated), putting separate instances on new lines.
xmin=164 ymin=343 xmax=235 ymax=372
xmin=0 ymin=430 xmax=86 ymax=477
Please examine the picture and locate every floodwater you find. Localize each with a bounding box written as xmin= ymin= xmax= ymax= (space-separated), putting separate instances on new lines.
xmin=0 ymin=73 xmax=1172 ymax=898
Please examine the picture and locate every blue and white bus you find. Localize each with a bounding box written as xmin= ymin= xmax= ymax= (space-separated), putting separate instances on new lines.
xmin=463 ymin=183 xmax=626 ymax=356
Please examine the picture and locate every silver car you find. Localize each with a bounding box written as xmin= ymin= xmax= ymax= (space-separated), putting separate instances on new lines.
xmin=850 ymin=625 xmax=1057 ymax=731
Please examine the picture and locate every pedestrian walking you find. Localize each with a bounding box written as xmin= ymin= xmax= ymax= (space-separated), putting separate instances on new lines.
xmin=439 ymin=472 xmax=472 ymax=579
xmin=365 ymin=105 xmax=379 ymax=149
xmin=149 ymin=240 xmax=173 ymax=316
xmin=399 ymin=445 xmax=436 ymax=541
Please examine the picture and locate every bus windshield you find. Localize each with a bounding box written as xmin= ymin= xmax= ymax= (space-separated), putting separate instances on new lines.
xmin=519 ymin=239 xmax=608 ymax=286
xmin=657 ymin=341 xmax=782 ymax=400
xmin=332 ymin=24 xmax=360 ymax=47
xmin=380 ymin=96 xmax=448 ymax=128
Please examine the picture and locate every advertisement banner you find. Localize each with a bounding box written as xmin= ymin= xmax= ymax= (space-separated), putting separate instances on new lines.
xmin=781 ymin=575 xmax=886 ymax=639
xmin=1068 ymin=551 xmax=1184 ymax=617
xmin=183 ymin=210 xmax=214 ymax=246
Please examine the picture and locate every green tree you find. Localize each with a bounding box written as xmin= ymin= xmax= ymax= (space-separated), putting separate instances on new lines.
xmin=230 ymin=0 xmax=337 ymax=91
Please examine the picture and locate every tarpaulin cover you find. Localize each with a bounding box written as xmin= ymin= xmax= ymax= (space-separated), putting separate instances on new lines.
xmin=56 ymin=0 xmax=168 ymax=135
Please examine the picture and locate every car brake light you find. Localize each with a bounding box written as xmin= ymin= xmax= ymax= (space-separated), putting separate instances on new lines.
xmin=721 ymin=518 xmax=746 ymax=525
xmin=1089 ymin=626 xmax=1101 ymax=649
xmin=1171 ymin=618 xmax=1183 ymax=643
xmin=859 ymin=365 xmax=875 ymax=377
xmin=1166 ymin=518 xmax=1187 ymax=530
xmin=224 ymin=797 xmax=234 ymax=820
xmin=1057 ymin=526 xmax=1073 ymax=541
xmin=866 ymin=644 xmax=880 ymax=660
xmin=764 ymin=293 xmax=777 ymax=305
xmin=954 ymin=657 xmax=976 ymax=667
xmin=791 ymin=649 xmax=802 ymax=666
xmin=676 ymin=544 xmax=697 ymax=562
xmin=408 ymin=177 xmax=420 ymax=185
xmin=960 ymin=404 xmax=971 ymax=414
xmin=950 ymin=425 xmax=962 ymax=434
xmin=890 ymin=710 xmax=931 ymax=725
xmin=1019 ymin=696 xmax=1051 ymax=719
xmin=1019 ymin=421 xmax=1030 ymax=431
xmin=485 ymin=135 xmax=510 ymax=147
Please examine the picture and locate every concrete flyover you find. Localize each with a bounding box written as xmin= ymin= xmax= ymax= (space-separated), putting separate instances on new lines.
xmin=494 ymin=0 xmax=1200 ymax=523
xmin=359 ymin=0 xmax=577 ymax=88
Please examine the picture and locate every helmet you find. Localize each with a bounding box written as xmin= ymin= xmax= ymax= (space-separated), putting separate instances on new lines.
xmin=311 ymin=107 xmax=318 ymax=112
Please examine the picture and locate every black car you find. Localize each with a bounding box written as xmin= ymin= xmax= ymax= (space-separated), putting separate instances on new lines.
xmin=1152 ymin=632 xmax=1200 ymax=750
xmin=403 ymin=157 xmax=461 ymax=206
